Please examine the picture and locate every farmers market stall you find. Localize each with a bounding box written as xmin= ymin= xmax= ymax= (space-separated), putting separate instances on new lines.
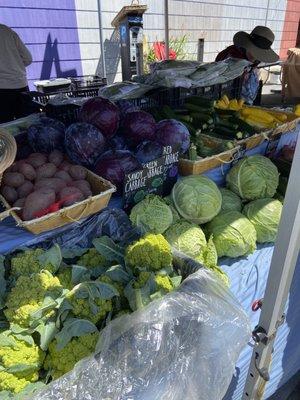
xmin=0 ymin=57 xmax=299 ymax=399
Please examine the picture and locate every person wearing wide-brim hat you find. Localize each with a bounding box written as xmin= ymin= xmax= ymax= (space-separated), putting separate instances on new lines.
xmin=216 ymin=26 xmax=279 ymax=104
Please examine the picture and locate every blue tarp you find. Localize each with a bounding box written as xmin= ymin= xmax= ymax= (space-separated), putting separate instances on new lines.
xmin=0 ymin=127 xmax=299 ymax=399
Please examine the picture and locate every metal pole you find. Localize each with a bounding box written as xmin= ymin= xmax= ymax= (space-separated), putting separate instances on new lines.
xmin=97 ymin=0 xmax=107 ymax=79
xmin=264 ymin=0 xmax=270 ymax=25
xmin=242 ymin=133 xmax=300 ymax=399
xmin=136 ymin=43 xmax=144 ymax=75
xmin=164 ymin=0 xmax=169 ymax=60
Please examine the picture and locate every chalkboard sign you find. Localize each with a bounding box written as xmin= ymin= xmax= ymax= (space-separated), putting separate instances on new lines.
xmin=123 ymin=146 xmax=179 ymax=211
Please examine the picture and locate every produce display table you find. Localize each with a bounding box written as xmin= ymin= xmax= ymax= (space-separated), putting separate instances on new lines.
xmin=0 ymin=123 xmax=298 ymax=399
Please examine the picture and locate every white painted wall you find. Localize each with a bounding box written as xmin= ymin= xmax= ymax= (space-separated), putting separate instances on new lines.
xmin=75 ymin=0 xmax=288 ymax=83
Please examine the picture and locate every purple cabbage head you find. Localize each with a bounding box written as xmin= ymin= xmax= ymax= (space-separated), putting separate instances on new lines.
xmin=135 ymin=140 xmax=164 ymax=164
xmin=155 ymin=119 xmax=190 ymax=154
xmin=94 ymin=150 xmax=141 ymax=193
xmin=122 ymin=111 xmax=156 ymax=146
xmin=65 ymin=122 xmax=107 ymax=166
xmin=27 ymin=117 xmax=65 ymax=153
xmin=110 ymin=135 xmax=129 ymax=151
xmin=78 ymin=97 xmax=120 ymax=139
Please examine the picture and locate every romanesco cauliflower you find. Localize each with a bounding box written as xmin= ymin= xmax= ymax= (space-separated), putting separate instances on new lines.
xmin=125 ymin=234 xmax=172 ymax=271
xmin=0 ymin=332 xmax=45 ymax=394
xmin=155 ymin=275 xmax=174 ymax=292
xmin=44 ymin=333 xmax=98 ymax=380
xmin=98 ymin=275 xmax=124 ymax=296
xmin=77 ymin=248 xmax=110 ymax=269
xmin=10 ymin=248 xmax=56 ymax=278
xmin=66 ymin=290 xmax=112 ymax=325
xmin=57 ymin=268 xmax=73 ymax=290
xmin=133 ymin=271 xmax=151 ymax=289
xmin=4 ymin=270 xmax=62 ymax=328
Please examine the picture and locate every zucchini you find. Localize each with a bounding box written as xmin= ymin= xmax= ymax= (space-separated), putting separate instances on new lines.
xmin=185 ymin=96 xmax=214 ymax=109
xmin=229 ymin=116 xmax=257 ymax=135
xmin=214 ymin=126 xmax=237 ymax=139
xmin=185 ymin=103 xmax=214 ymax=114
xmin=215 ymin=119 xmax=239 ymax=130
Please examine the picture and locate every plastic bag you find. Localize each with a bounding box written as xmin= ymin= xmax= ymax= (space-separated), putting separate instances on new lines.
xmin=30 ymin=267 xmax=250 ymax=400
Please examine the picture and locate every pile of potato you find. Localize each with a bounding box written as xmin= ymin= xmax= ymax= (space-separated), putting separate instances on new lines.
xmin=1 ymin=150 xmax=93 ymax=221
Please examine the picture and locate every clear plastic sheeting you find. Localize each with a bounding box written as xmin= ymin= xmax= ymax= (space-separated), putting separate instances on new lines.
xmin=30 ymin=268 xmax=251 ymax=400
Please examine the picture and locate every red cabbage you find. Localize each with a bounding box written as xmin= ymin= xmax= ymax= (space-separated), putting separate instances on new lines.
xmin=110 ymin=135 xmax=129 ymax=151
xmin=122 ymin=111 xmax=156 ymax=145
xmin=94 ymin=150 xmax=141 ymax=193
xmin=78 ymin=97 xmax=120 ymax=139
xmin=27 ymin=117 xmax=65 ymax=153
xmin=156 ymin=119 xmax=190 ymax=154
xmin=135 ymin=141 xmax=164 ymax=164
xmin=65 ymin=122 xmax=107 ymax=167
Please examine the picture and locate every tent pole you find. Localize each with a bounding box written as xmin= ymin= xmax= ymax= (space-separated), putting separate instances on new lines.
xmin=242 ymin=132 xmax=300 ymax=399
xmin=97 ymin=0 xmax=107 ymax=79
xmin=164 ymin=0 xmax=169 ymax=60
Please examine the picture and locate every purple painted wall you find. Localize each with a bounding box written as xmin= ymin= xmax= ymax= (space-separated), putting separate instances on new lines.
xmin=0 ymin=0 xmax=83 ymax=89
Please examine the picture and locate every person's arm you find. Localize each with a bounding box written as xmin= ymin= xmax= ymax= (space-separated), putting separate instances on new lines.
xmin=13 ymin=30 xmax=32 ymax=67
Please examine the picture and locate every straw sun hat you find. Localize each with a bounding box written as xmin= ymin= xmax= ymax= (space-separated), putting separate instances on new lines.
xmin=233 ymin=26 xmax=279 ymax=63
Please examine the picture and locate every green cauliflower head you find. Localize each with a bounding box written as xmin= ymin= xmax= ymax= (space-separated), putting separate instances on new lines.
xmin=125 ymin=234 xmax=172 ymax=271
xmin=77 ymin=248 xmax=110 ymax=269
xmin=130 ymin=195 xmax=173 ymax=234
xmin=44 ymin=332 xmax=98 ymax=380
xmin=0 ymin=331 xmax=45 ymax=394
xmin=4 ymin=270 xmax=62 ymax=328
xmin=10 ymin=248 xmax=57 ymax=278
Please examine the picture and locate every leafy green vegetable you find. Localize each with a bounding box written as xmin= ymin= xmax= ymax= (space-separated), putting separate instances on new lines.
xmin=92 ymin=236 xmax=125 ymax=264
xmin=164 ymin=221 xmax=207 ymax=260
xmin=243 ymin=198 xmax=282 ymax=243
xmin=55 ymin=318 xmax=98 ymax=350
xmin=172 ymin=175 xmax=222 ymax=223
xmin=130 ymin=195 xmax=173 ymax=234
xmin=220 ymin=188 xmax=242 ymax=212
xmin=206 ymin=211 xmax=257 ymax=258
xmin=226 ymin=155 xmax=279 ymax=200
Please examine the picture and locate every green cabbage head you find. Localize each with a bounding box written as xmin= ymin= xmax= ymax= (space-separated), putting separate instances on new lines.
xmin=164 ymin=220 xmax=207 ymax=260
xmin=130 ymin=195 xmax=173 ymax=234
xmin=171 ymin=175 xmax=222 ymax=224
xmin=226 ymin=155 xmax=279 ymax=200
xmin=206 ymin=211 xmax=257 ymax=258
xmin=243 ymin=198 xmax=282 ymax=243
xmin=220 ymin=188 xmax=242 ymax=212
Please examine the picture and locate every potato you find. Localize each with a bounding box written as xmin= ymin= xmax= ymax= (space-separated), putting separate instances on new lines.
xmin=68 ymin=165 xmax=87 ymax=180
xmin=49 ymin=150 xmax=64 ymax=167
xmin=54 ymin=170 xmax=72 ymax=183
xmin=35 ymin=178 xmax=66 ymax=194
xmin=22 ymin=188 xmax=56 ymax=221
xmin=17 ymin=180 xmax=34 ymax=198
xmin=71 ymin=180 xmax=92 ymax=197
xmin=59 ymin=186 xmax=84 ymax=207
xmin=0 ymin=185 xmax=18 ymax=203
xmin=36 ymin=163 xmax=57 ymax=180
xmin=13 ymin=198 xmax=26 ymax=208
xmin=7 ymin=162 xmax=19 ymax=173
xmin=27 ymin=153 xmax=47 ymax=168
xmin=2 ymin=172 xmax=25 ymax=188
xmin=59 ymin=161 xmax=72 ymax=172
xmin=17 ymin=161 xmax=36 ymax=181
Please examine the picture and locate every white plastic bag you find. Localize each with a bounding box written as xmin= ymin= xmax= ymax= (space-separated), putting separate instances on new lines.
xmin=30 ymin=265 xmax=250 ymax=400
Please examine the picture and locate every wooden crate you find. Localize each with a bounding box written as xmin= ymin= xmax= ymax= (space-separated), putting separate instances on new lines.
xmin=0 ymin=169 xmax=116 ymax=234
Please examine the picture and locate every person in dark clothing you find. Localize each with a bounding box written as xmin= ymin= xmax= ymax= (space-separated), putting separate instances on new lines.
xmin=216 ymin=26 xmax=279 ymax=104
xmin=0 ymin=24 xmax=34 ymax=123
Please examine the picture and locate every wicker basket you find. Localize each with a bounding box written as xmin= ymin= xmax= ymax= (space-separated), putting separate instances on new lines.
xmin=0 ymin=129 xmax=17 ymax=184
xmin=0 ymin=169 xmax=116 ymax=234
xmin=179 ymin=146 xmax=240 ymax=176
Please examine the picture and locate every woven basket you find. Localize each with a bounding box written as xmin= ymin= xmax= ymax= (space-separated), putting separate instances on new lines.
xmin=0 ymin=169 xmax=116 ymax=234
xmin=0 ymin=129 xmax=17 ymax=184
xmin=179 ymin=146 xmax=240 ymax=176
